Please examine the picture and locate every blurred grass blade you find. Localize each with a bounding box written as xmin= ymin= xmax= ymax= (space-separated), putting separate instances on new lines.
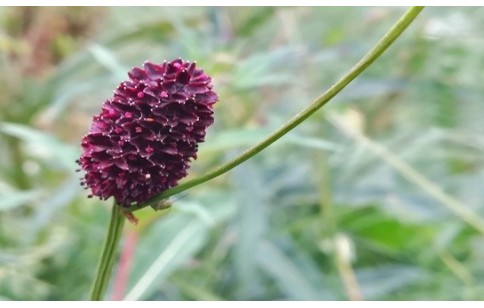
xmin=328 ymin=111 xmax=484 ymax=234
xmin=124 ymin=221 xmax=205 ymax=300
xmin=233 ymin=48 xmax=299 ymax=89
xmin=123 ymin=197 xmax=234 ymax=300
xmin=0 ymin=189 xmax=43 ymax=212
xmin=356 ymin=265 xmax=423 ymax=299
xmin=286 ymin=135 xmax=342 ymax=152
xmin=232 ymin=162 xmax=268 ymax=298
xmin=87 ymin=44 xmax=127 ymax=79
xmin=40 ymin=77 xmax=108 ymax=123
xmin=256 ymin=241 xmax=323 ymax=300
xmin=170 ymin=276 xmax=224 ymax=301
xmin=236 ymin=7 xmax=275 ymax=37
xmin=200 ymin=127 xmax=341 ymax=155
xmin=0 ymin=122 xmax=79 ymax=171
xmin=32 ymin=177 xmax=80 ymax=228
xmin=199 ymin=128 xmax=270 ymax=154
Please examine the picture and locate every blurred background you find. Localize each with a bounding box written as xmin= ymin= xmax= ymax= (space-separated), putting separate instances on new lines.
xmin=1 ymin=6 xmax=484 ymax=300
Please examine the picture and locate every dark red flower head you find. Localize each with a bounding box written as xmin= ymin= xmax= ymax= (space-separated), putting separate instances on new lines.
xmin=77 ymin=58 xmax=218 ymax=206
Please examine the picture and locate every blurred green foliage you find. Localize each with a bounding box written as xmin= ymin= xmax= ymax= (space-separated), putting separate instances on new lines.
xmin=1 ymin=7 xmax=484 ymax=300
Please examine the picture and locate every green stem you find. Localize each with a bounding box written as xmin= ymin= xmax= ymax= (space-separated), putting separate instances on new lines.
xmin=90 ymin=203 xmax=126 ymax=300
xmin=127 ymin=6 xmax=424 ymax=212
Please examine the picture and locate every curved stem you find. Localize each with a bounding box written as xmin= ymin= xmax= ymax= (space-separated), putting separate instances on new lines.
xmin=127 ymin=6 xmax=424 ymax=212
xmin=90 ymin=203 xmax=126 ymax=300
